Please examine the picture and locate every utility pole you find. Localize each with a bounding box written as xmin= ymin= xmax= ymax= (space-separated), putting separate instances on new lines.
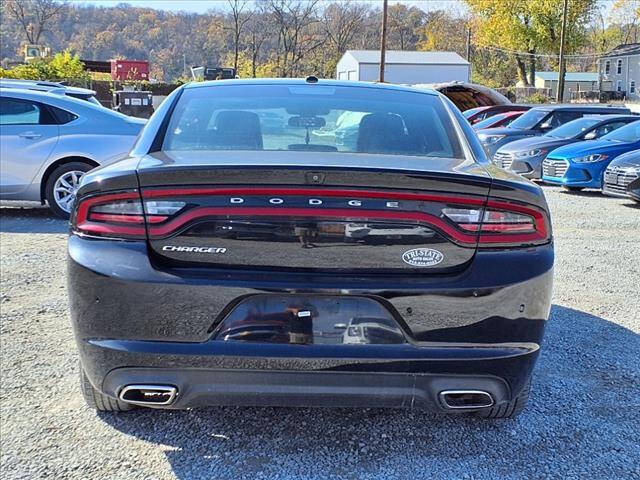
xmin=379 ymin=0 xmax=388 ymax=82
xmin=556 ymin=0 xmax=569 ymax=103
xmin=466 ymin=26 xmax=472 ymax=80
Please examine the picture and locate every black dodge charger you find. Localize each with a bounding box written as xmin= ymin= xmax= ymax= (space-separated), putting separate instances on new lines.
xmin=68 ymin=79 xmax=554 ymax=418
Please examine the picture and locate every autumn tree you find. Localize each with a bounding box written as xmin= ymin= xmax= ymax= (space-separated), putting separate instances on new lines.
xmin=387 ymin=4 xmax=427 ymax=50
xmin=466 ymin=0 xmax=597 ymax=86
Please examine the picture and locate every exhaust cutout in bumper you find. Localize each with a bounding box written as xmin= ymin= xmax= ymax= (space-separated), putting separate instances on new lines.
xmin=439 ymin=390 xmax=494 ymax=410
xmin=119 ymin=384 xmax=178 ymax=406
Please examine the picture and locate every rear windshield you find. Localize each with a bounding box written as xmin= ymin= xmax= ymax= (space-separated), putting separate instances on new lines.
xmin=546 ymin=117 xmax=601 ymax=139
xmin=509 ymin=109 xmax=549 ymax=130
xmin=602 ymin=120 xmax=640 ymax=143
xmin=162 ymin=84 xmax=464 ymax=159
xmin=463 ymin=107 xmax=484 ymax=118
xmin=473 ymin=112 xmax=509 ymax=129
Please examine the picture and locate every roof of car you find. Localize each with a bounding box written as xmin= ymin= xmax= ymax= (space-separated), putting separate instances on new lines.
xmin=183 ymin=78 xmax=440 ymax=95
xmin=0 ymin=78 xmax=96 ymax=96
xmin=0 ymin=84 xmax=120 ymax=115
xmin=585 ymin=114 xmax=640 ymax=121
xmin=530 ymin=104 xmax=630 ymax=112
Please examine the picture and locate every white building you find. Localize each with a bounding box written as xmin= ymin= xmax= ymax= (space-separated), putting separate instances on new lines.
xmin=599 ymin=43 xmax=640 ymax=101
xmin=336 ymin=50 xmax=470 ymax=84
xmin=516 ymin=71 xmax=599 ymax=102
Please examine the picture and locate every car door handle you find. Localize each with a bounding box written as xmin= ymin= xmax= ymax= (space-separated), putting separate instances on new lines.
xmin=18 ymin=132 xmax=42 ymax=139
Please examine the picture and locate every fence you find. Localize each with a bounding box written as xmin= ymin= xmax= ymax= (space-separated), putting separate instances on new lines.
xmin=495 ymin=87 xmax=552 ymax=103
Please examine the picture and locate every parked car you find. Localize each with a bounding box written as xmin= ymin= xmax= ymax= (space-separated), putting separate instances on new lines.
xmin=0 ymin=87 xmax=145 ymax=217
xmin=542 ymin=120 xmax=640 ymax=191
xmin=477 ymin=105 xmax=631 ymax=158
xmin=472 ymin=111 xmax=523 ymax=130
xmin=627 ymin=176 xmax=640 ymax=202
xmin=68 ymin=79 xmax=554 ymax=419
xmin=602 ymin=149 xmax=640 ymax=198
xmin=463 ymin=104 xmax=530 ymax=124
xmin=0 ymin=78 xmax=102 ymax=106
xmin=493 ymin=115 xmax=638 ymax=179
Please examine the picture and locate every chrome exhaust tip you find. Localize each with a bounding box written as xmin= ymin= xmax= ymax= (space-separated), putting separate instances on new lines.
xmin=119 ymin=385 xmax=178 ymax=406
xmin=439 ymin=390 xmax=494 ymax=410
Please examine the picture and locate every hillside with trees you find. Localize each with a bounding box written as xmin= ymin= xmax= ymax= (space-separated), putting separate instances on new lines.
xmin=1 ymin=0 xmax=638 ymax=86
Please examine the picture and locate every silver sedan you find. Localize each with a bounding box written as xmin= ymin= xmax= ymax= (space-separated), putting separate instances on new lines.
xmin=0 ymin=87 xmax=145 ymax=217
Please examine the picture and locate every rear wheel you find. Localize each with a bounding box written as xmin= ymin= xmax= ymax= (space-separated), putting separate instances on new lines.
xmin=563 ymin=186 xmax=584 ymax=192
xmin=79 ymin=364 xmax=135 ymax=412
xmin=477 ymin=378 xmax=531 ymax=419
xmin=45 ymin=162 xmax=93 ymax=219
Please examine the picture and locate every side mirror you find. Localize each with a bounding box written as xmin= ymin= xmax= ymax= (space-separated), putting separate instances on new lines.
xmin=539 ymin=122 xmax=552 ymax=131
xmin=583 ymin=131 xmax=597 ymax=140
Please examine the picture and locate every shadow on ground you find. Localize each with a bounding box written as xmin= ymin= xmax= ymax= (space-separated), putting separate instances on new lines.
xmin=99 ymin=305 xmax=640 ymax=480
xmin=0 ymin=204 xmax=67 ymax=234
xmin=558 ymin=189 xmax=618 ymax=198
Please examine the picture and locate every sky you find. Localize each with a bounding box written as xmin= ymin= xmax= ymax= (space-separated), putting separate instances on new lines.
xmin=80 ymin=0 xmax=470 ymax=15
xmin=77 ymin=0 xmax=616 ymax=20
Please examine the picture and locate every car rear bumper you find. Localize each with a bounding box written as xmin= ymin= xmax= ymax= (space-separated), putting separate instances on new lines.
xmin=68 ymin=235 xmax=553 ymax=411
xmin=102 ymin=367 xmax=517 ymax=411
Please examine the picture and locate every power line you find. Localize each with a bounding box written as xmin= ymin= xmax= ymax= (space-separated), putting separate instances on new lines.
xmin=474 ymin=44 xmax=611 ymax=59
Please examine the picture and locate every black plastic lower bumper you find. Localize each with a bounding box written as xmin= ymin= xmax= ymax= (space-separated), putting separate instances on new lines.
xmin=103 ymin=367 xmax=512 ymax=411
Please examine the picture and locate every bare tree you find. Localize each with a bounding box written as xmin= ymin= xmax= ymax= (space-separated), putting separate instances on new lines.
xmin=322 ymin=2 xmax=368 ymax=56
xmin=225 ymin=0 xmax=254 ymax=73
xmin=244 ymin=10 xmax=271 ymax=77
xmin=5 ymin=0 xmax=67 ymax=45
xmin=268 ymin=0 xmax=323 ymax=77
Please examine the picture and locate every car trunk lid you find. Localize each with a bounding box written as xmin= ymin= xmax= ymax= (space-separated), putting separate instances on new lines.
xmin=135 ymin=151 xmax=492 ymax=274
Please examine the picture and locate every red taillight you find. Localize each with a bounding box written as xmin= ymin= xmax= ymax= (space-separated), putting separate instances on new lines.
xmin=73 ymin=191 xmax=186 ymax=239
xmin=442 ymin=201 xmax=550 ymax=246
xmin=74 ymin=192 xmax=147 ymax=238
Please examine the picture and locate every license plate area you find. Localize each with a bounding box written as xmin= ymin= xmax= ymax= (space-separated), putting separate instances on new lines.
xmin=212 ymin=295 xmax=407 ymax=345
xmin=604 ymin=172 xmax=618 ymax=184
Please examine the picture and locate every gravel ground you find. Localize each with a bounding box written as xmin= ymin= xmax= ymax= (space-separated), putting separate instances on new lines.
xmin=1 ymin=186 xmax=639 ymax=480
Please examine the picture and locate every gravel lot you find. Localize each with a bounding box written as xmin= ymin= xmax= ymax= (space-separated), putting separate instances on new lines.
xmin=1 ymin=186 xmax=639 ymax=480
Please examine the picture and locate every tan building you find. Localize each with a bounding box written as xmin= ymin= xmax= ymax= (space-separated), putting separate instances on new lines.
xmin=516 ymin=71 xmax=599 ymax=102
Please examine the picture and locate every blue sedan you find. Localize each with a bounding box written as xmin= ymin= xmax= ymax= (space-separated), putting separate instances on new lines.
xmin=542 ymin=120 xmax=640 ymax=191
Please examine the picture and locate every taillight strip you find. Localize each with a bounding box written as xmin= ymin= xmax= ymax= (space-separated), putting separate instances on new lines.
xmin=146 ymin=206 xmax=549 ymax=246
xmin=76 ymin=222 xmax=146 ymax=236
xmin=89 ymin=213 xmax=146 ymax=224
xmin=141 ymin=187 xmax=486 ymax=206
xmin=141 ymin=187 xmax=549 ymax=245
xmin=148 ymin=207 xmax=477 ymax=244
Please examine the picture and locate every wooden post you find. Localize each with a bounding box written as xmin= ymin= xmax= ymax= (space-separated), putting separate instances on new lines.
xmin=556 ymin=0 xmax=569 ymax=102
xmin=379 ymin=0 xmax=388 ymax=82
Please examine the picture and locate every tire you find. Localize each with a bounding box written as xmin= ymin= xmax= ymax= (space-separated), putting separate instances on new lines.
xmin=45 ymin=162 xmax=93 ymax=219
xmin=563 ymin=186 xmax=584 ymax=192
xmin=79 ymin=364 xmax=135 ymax=412
xmin=477 ymin=378 xmax=531 ymax=419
